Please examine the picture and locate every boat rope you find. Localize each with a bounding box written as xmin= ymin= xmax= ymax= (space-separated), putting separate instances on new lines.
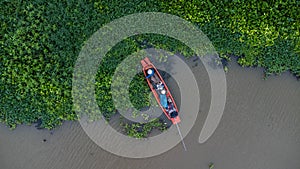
xmin=175 ymin=123 xmax=187 ymax=151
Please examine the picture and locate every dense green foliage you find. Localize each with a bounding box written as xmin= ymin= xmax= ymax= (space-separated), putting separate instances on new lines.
xmin=0 ymin=0 xmax=97 ymax=128
xmin=129 ymin=73 xmax=151 ymax=111
xmin=0 ymin=0 xmax=299 ymax=130
xmin=123 ymin=118 xmax=167 ymax=138
xmin=160 ymin=0 xmax=299 ymax=76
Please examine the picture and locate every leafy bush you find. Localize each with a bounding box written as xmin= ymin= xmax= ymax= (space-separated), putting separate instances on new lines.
xmin=129 ymin=73 xmax=150 ymax=111
xmin=123 ymin=118 xmax=167 ymax=139
xmin=0 ymin=0 xmax=100 ymax=129
xmin=159 ymin=0 xmax=299 ymax=77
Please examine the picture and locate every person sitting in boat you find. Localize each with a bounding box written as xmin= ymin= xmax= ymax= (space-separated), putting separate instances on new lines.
xmin=166 ymin=98 xmax=178 ymax=118
xmin=159 ymin=89 xmax=168 ymax=108
xmin=168 ymin=105 xmax=178 ymax=118
xmin=148 ymin=69 xmax=161 ymax=84
xmin=147 ymin=68 xmax=162 ymax=84
xmin=146 ymin=68 xmax=155 ymax=78
xmin=156 ymin=81 xmax=164 ymax=90
xmin=170 ymin=110 xmax=178 ymax=118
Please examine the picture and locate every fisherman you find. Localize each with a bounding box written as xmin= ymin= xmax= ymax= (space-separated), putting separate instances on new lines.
xmin=156 ymin=81 xmax=164 ymax=90
xmin=146 ymin=68 xmax=154 ymax=78
xmin=161 ymin=89 xmax=166 ymax=95
xmin=168 ymin=107 xmax=178 ymax=118
xmin=166 ymin=97 xmax=178 ymax=118
xmin=159 ymin=89 xmax=168 ymax=108
xmin=167 ymin=97 xmax=174 ymax=110
xmin=147 ymin=69 xmax=161 ymax=84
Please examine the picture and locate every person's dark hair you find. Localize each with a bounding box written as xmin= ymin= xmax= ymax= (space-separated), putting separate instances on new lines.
xmin=170 ymin=111 xmax=178 ymax=118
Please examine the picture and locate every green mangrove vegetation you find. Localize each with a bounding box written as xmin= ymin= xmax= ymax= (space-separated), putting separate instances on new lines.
xmin=123 ymin=118 xmax=167 ymax=139
xmin=1 ymin=0 xmax=299 ymax=136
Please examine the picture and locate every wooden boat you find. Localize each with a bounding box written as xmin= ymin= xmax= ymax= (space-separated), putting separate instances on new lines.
xmin=141 ymin=57 xmax=181 ymax=124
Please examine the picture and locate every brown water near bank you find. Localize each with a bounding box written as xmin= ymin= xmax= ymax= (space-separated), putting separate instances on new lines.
xmin=1 ymin=61 xmax=299 ymax=169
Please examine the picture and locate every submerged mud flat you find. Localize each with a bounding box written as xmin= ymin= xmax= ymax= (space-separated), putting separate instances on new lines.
xmin=0 ymin=61 xmax=299 ymax=169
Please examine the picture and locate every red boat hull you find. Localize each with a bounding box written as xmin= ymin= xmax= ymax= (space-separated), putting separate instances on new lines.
xmin=141 ymin=57 xmax=181 ymax=124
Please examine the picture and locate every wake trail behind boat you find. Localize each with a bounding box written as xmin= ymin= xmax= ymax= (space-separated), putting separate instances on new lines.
xmin=175 ymin=123 xmax=187 ymax=151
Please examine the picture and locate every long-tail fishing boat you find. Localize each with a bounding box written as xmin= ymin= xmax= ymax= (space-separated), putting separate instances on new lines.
xmin=141 ymin=57 xmax=181 ymax=124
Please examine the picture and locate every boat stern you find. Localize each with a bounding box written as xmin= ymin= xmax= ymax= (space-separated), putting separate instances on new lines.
xmin=171 ymin=116 xmax=181 ymax=124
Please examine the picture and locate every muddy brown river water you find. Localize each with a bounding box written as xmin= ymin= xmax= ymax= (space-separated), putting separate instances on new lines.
xmin=1 ymin=60 xmax=299 ymax=169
